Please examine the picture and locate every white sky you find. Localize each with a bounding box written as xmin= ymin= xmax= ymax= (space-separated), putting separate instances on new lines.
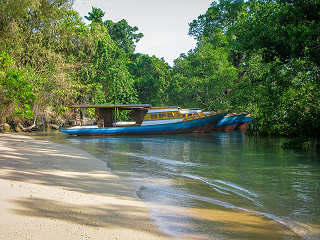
xmin=73 ymin=0 xmax=212 ymax=65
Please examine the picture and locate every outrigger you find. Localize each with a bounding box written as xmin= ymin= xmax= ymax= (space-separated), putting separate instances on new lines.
xmin=60 ymin=104 xmax=229 ymax=136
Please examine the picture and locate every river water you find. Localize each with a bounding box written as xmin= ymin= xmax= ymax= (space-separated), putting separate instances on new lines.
xmin=37 ymin=131 xmax=320 ymax=240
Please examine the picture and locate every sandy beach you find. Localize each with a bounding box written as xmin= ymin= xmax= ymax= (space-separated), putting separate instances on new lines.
xmin=0 ymin=133 xmax=174 ymax=240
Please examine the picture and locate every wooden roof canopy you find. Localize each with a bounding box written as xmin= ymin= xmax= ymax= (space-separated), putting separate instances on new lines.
xmin=70 ymin=104 xmax=151 ymax=110
xmin=70 ymin=104 xmax=151 ymax=127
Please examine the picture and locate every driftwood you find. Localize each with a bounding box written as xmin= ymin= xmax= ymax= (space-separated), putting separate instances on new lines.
xmin=17 ymin=122 xmax=37 ymax=132
xmin=17 ymin=109 xmax=38 ymax=132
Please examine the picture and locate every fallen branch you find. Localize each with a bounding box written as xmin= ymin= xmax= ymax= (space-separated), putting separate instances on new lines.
xmin=17 ymin=122 xmax=36 ymax=132
xmin=17 ymin=109 xmax=38 ymax=132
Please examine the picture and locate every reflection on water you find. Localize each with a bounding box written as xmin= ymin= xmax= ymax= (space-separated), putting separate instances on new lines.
xmin=36 ymin=131 xmax=320 ymax=240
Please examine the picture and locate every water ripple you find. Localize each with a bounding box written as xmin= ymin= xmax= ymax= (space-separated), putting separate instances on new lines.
xmin=178 ymin=173 xmax=262 ymax=207
xmin=109 ymin=151 xmax=199 ymax=167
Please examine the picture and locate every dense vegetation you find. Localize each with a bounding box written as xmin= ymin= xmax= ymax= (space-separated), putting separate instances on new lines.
xmin=0 ymin=0 xmax=319 ymax=148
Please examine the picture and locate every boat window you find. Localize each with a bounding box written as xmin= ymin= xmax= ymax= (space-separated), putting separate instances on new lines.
xmin=151 ymin=114 xmax=158 ymax=119
xmin=159 ymin=113 xmax=166 ymax=118
xmin=167 ymin=112 xmax=173 ymax=118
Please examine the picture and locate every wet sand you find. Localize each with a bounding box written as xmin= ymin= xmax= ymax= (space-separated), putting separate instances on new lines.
xmin=0 ymin=133 xmax=174 ymax=240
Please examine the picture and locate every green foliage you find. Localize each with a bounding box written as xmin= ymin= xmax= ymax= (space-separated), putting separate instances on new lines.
xmin=229 ymin=53 xmax=320 ymax=138
xmin=85 ymin=7 xmax=143 ymax=53
xmin=233 ymin=0 xmax=320 ymax=65
xmin=129 ymin=54 xmax=170 ymax=105
xmin=84 ymin=7 xmax=105 ymax=23
xmin=105 ymin=19 xmax=144 ymax=53
xmin=0 ymin=1 xmax=140 ymax=125
xmin=170 ymin=43 xmax=237 ymax=110
xmin=0 ymin=52 xmax=36 ymax=121
xmin=79 ymin=24 xmax=138 ymax=104
xmin=224 ymin=0 xmax=320 ymax=140
xmin=189 ymin=0 xmax=246 ymax=41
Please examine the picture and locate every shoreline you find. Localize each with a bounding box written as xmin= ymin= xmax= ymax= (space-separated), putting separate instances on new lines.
xmin=0 ymin=133 xmax=174 ymax=240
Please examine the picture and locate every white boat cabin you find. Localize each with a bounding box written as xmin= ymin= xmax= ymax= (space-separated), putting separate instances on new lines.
xmin=69 ymin=104 xmax=214 ymax=128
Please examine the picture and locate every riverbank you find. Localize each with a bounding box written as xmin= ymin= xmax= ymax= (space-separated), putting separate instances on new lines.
xmin=0 ymin=133 xmax=173 ymax=240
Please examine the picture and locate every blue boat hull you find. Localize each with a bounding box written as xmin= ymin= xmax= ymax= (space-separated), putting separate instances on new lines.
xmin=60 ymin=112 xmax=228 ymax=136
xmin=216 ymin=114 xmax=253 ymax=131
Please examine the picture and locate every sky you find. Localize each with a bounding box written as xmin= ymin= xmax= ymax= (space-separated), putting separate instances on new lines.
xmin=73 ymin=0 xmax=213 ymax=65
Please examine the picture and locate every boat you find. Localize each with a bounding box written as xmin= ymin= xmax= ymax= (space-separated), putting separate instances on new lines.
xmin=216 ymin=113 xmax=252 ymax=131
xmin=60 ymin=104 xmax=228 ymax=136
xmin=237 ymin=114 xmax=252 ymax=131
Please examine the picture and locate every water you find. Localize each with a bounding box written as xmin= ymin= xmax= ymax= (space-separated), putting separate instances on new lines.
xmin=36 ymin=131 xmax=320 ymax=240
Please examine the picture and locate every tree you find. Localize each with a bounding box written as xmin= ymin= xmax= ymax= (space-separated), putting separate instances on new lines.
xmin=84 ymin=7 xmax=105 ymax=23
xmin=233 ymin=0 xmax=320 ymax=65
xmin=170 ymin=43 xmax=237 ymax=110
xmin=105 ymin=19 xmax=143 ymax=53
xmin=226 ymin=0 xmax=320 ymax=139
xmin=189 ymin=0 xmax=246 ymax=41
xmin=128 ymin=54 xmax=170 ymax=105
xmin=0 ymin=51 xmax=35 ymax=122
xmin=188 ymin=0 xmax=247 ymax=69
xmin=76 ymin=23 xmax=138 ymax=105
xmin=84 ymin=7 xmax=143 ymax=54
